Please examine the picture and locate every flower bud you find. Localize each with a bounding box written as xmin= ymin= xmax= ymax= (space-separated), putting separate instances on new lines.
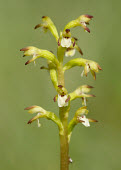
xmin=69 ymin=85 xmax=95 ymax=102
xmin=25 ymin=105 xmax=64 ymax=135
xmin=78 ymin=15 xmax=93 ymax=23
xmin=20 ymin=46 xmax=59 ymax=66
xmin=34 ymin=16 xmax=59 ymax=42
xmin=63 ymin=58 xmax=102 ymax=80
xmin=64 ymin=14 xmax=93 ymax=33
xmin=75 ymin=106 xmax=88 ymax=116
xmin=24 ymin=105 xmax=46 ymax=114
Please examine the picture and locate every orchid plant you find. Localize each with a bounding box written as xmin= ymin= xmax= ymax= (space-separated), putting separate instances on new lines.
xmin=20 ymin=15 xmax=102 ymax=170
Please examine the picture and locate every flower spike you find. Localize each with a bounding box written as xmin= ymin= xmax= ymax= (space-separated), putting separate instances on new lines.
xmin=21 ymin=14 xmax=102 ymax=168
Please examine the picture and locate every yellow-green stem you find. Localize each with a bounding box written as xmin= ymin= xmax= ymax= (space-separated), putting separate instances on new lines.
xmin=57 ymin=62 xmax=69 ymax=170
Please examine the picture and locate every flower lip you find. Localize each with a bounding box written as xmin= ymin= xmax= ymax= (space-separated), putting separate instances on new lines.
xmin=57 ymin=94 xmax=68 ymax=107
xmin=65 ymin=48 xmax=76 ymax=57
xmin=78 ymin=115 xmax=90 ymax=127
xmin=61 ymin=37 xmax=72 ymax=48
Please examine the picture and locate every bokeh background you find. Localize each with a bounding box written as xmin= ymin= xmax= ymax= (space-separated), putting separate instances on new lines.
xmin=0 ymin=0 xmax=121 ymax=169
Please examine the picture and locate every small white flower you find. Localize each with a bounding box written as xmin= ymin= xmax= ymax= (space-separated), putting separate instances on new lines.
xmin=79 ymin=115 xmax=90 ymax=127
xmin=57 ymin=94 xmax=68 ymax=107
xmin=65 ymin=48 xmax=76 ymax=57
xmin=61 ymin=37 xmax=72 ymax=48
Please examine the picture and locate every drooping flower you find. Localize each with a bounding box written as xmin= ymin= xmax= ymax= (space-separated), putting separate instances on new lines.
xmin=25 ymin=106 xmax=46 ymax=127
xmin=57 ymin=94 xmax=68 ymax=107
xmin=20 ymin=46 xmax=58 ymax=66
xmin=34 ymin=16 xmax=59 ymax=42
xmin=69 ymin=85 xmax=95 ymax=106
xmin=64 ymin=14 xmax=93 ymax=33
xmin=81 ymin=61 xmax=102 ymax=80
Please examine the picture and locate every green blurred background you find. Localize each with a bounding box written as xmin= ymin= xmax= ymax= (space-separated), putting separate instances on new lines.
xmin=0 ymin=0 xmax=121 ymax=169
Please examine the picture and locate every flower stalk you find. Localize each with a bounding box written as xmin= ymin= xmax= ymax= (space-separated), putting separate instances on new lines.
xmin=57 ymin=60 xmax=70 ymax=170
xmin=20 ymin=15 xmax=101 ymax=170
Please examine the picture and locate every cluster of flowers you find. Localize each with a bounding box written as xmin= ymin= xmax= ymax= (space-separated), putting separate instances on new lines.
xmin=20 ymin=14 xmax=101 ymax=137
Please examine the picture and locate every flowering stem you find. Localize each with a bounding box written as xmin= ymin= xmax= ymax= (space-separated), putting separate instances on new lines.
xmin=57 ymin=62 xmax=69 ymax=170
xmin=59 ymin=108 xmax=69 ymax=170
xmin=21 ymin=15 xmax=101 ymax=170
xmin=57 ymin=63 xmax=65 ymax=86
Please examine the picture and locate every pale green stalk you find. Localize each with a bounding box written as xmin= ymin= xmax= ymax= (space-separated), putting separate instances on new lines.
xmin=57 ymin=61 xmax=70 ymax=170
